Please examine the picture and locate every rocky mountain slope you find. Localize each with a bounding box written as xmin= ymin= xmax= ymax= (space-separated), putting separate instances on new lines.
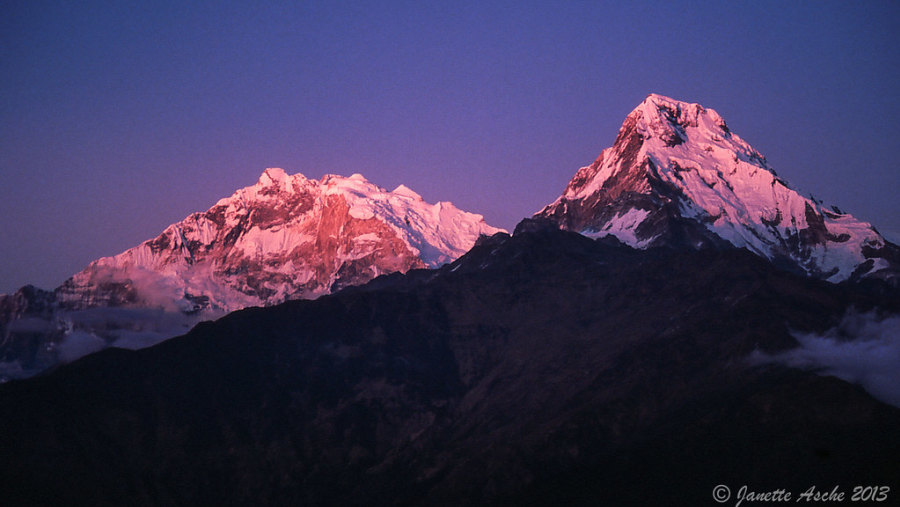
xmin=537 ymin=94 xmax=899 ymax=282
xmin=1 ymin=223 xmax=898 ymax=505
xmin=0 ymin=170 xmax=501 ymax=379
xmin=59 ymin=168 xmax=502 ymax=311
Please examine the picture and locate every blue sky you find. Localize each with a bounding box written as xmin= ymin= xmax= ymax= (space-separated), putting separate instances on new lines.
xmin=2 ymin=0 xmax=898 ymax=292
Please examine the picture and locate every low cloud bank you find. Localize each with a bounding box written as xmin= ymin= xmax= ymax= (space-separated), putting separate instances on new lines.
xmin=753 ymin=312 xmax=900 ymax=408
xmin=58 ymin=330 xmax=106 ymax=363
xmin=63 ymin=306 xmax=224 ymax=356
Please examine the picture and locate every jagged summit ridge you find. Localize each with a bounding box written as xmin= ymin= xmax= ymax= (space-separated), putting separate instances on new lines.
xmin=538 ymin=94 xmax=898 ymax=282
xmin=0 ymin=169 xmax=502 ymax=379
xmin=56 ymin=169 xmax=503 ymax=312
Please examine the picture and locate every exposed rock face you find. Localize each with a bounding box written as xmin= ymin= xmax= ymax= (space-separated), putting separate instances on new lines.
xmin=0 ymin=170 xmax=502 ymax=379
xmin=0 ymin=286 xmax=61 ymax=376
xmin=537 ymin=94 xmax=899 ymax=282
xmin=57 ymin=169 xmax=503 ymax=312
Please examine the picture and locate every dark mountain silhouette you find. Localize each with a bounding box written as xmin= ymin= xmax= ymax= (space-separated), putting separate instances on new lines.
xmin=1 ymin=221 xmax=898 ymax=506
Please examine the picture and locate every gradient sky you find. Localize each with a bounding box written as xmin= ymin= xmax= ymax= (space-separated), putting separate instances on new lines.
xmin=2 ymin=0 xmax=898 ymax=293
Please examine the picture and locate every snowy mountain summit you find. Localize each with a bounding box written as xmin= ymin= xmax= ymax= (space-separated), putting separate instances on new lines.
xmin=537 ymin=94 xmax=899 ymax=282
xmin=1 ymin=170 xmax=501 ymax=379
xmin=57 ymin=169 xmax=504 ymax=312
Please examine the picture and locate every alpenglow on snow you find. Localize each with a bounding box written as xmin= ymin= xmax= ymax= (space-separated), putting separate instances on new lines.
xmin=537 ymin=93 xmax=899 ymax=282
xmin=0 ymin=170 xmax=503 ymax=380
xmin=58 ymin=169 xmax=505 ymax=312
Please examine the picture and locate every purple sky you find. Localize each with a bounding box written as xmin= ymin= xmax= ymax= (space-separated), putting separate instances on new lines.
xmin=2 ymin=1 xmax=899 ymax=293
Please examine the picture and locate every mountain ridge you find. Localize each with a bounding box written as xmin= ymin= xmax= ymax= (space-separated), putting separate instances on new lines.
xmin=57 ymin=168 xmax=503 ymax=311
xmin=537 ymin=93 xmax=899 ymax=282
xmin=0 ymin=170 xmax=502 ymax=379
xmin=1 ymin=224 xmax=897 ymax=505
xmin=3 ymin=92 xmax=900 ymax=502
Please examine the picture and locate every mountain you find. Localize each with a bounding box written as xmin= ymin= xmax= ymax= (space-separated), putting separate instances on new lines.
xmin=0 ymin=169 xmax=502 ymax=379
xmin=58 ymin=168 xmax=502 ymax=311
xmin=536 ymin=93 xmax=900 ymax=282
xmin=1 ymin=223 xmax=898 ymax=506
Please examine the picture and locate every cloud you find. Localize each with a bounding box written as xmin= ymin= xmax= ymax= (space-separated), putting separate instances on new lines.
xmin=110 ymin=330 xmax=180 ymax=350
xmin=58 ymin=330 xmax=106 ymax=363
xmin=7 ymin=317 xmax=57 ymax=333
xmin=54 ymin=305 xmax=224 ymax=362
xmin=0 ymin=361 xmax=26 ymax=382
xmin=752 ymin=312 xmax=900 ymax=408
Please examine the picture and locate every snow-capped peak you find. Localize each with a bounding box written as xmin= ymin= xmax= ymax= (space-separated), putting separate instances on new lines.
xmin=392 ymin=184 xmax=422 ymax=200
xmin=538 ymin=94 xmax=898 ymax=282
xmin=634 ymin=93 xmax=727 ymax=129
xmin=258 ymin=167 xmax=291 ymax=186
xmin=57 ymin=169 xmax=504 ymax=312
